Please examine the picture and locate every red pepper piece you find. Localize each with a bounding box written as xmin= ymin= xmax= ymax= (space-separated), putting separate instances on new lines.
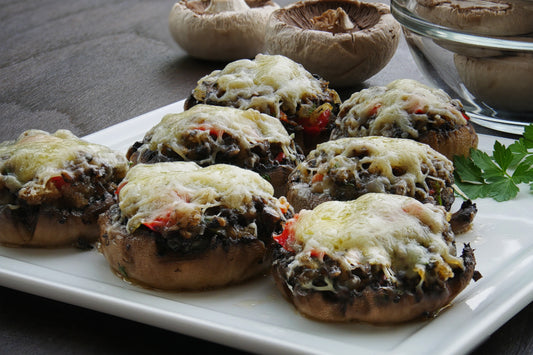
xmin=279 ymin=111 xmax=289 ymax=124
xmin=311 ymin=173 xmax=324 ymax=183
xmin=310 ymin=249 xmax=325 ymax=260
xmin=273 ymin=215 xmax=299 ymax=252
xmin=302 ymin=109 xmax=331 ymax=135
xmin=196 ymin=124 xmax=223 ymax=138
xmin=368 ymin=103 xmax=382 ymax=116
xmin=143 ymin=211 xmax=172 ymax=232
xmin=115 ymin=180 xmax=127 ymax=196
xmin=50 ymin=176 xmax=68 ymax=189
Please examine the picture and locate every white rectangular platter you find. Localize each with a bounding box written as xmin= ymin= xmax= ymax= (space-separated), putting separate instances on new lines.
xmin=1 ymin=100 xmax=532 ymax=355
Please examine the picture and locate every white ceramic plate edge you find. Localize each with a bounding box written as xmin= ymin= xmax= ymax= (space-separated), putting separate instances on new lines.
xmin=1 ymin=101 xmax=531 ymax=355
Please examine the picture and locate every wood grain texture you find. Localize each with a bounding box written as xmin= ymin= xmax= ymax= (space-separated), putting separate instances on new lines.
xmin=0 ymin=0 xmax=531 ymax=354
xmin=0 ymin=0 xmax=221 ymax=142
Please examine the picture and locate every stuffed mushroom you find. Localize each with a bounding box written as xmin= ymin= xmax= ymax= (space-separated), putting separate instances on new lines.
xmin=330 ymin=79 xmax=479 ymax=159
xmin=287 ymin=137 xmax=456 ymax=211
xmin=0 ymin=129 xmax=128 ymax=248
xmin=98 ymin=162 xmax=293 ymax=290
xmin=126 ymin=104 xmax=302 ymax=197
xmin=184 ymin=54 xmax=341 ymax=153
xmin=271 ymin=193 xmax=479 ymax=323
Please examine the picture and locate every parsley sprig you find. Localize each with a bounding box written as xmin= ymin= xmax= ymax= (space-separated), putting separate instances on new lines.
xmin=454 ymin=124 xmax=533 ymax=202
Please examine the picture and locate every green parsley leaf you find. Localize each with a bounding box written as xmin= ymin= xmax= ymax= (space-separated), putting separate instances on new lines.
xmin=453 ymin=124 xmax=533 ymax=202
xmin=508 ymin=145 xmax=528 ymax=168
xmin=523 ymin=124 xmax=533 ymax=148
xmin=493 ymin=140 xmax=513 ymax=171
xmin=484 ymin=176 xmax=520 ymax=202
xmin=470 ymin=149 xmax=500 ymax=173
xmin=453 ymin=179 xmax=487 ymax=200
xmin=454 ymin=154 xmax=483 ymax=183
xmin=512 ymin=161 xmax=533 ymax=184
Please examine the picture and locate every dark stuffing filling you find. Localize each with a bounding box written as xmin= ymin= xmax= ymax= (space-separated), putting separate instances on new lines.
xmin=272 ymin=242 xmax=476 ymax=302
xmin=108 ymin=196 xmax=292 ymax=257
xmin=0 ymin=192 xmax=114 ymax=226
xmin=289 ymin=147 xmax=455 ymax=210
xmin=127 ymin=129 xmax=300 ymax=173
xmin=0 ymin=159 xmax=122 ymax=224
xmin=184 ymin=84 xmax=340 ymax=137
xmin=0 ymin=161 xmax=120 ymax=249
xmin=332 ymin=100 xmax=469 ymax=140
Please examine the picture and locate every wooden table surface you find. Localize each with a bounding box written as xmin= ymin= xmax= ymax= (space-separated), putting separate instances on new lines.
xmin=1 ymin=0 xmax=531 ymax=354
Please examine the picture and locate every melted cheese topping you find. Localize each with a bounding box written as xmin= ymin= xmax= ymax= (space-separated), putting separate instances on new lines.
xmin=289 ymin=193 xmax=463 ymax=286
xmin=300 ymin=136 xmax=452 ymax=195
xmin=0 ymin=129 xmax=128 ymax=194
xmin=333 ymin=79 xmax=467 ymax=139
xmin=118 ymin=162 xmax=276 ymax=233
xmin=144 ymin=104 xmax=298 ymax=163
xmin=192 ymin=54 xmax=338 ymax=118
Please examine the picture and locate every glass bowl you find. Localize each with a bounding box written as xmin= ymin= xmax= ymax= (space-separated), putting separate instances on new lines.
xmin=390 ymin=0 xmax=533 ymax=135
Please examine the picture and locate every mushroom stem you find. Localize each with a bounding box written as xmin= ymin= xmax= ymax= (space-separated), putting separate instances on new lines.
xmin=205 ymin=0 xmax=250 ymax=14
xmin=311 ymin=7 xmax=356 ymax=34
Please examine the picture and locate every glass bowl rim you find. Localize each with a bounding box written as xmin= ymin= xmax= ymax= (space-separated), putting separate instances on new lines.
xmin=390 ymin=0 xmax=533 ymax=52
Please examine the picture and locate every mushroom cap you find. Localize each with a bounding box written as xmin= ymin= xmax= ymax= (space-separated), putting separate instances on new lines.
xmin=264 ymin=0 xmax=401 ymax=87
xmin=169 ymin=0 xmax=279 ymax=61
xmin=272 ymin=246 xmax=476 ymax=323
xmin=0 ymin=207 xmax=99 ymax=248
xmin=98 ymin=211 xmax=270 ymax=291
xmin=415 ymin=0 xmax=533 ymax=36
xmin=454 ymin=53 xmax=533 ymax=112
